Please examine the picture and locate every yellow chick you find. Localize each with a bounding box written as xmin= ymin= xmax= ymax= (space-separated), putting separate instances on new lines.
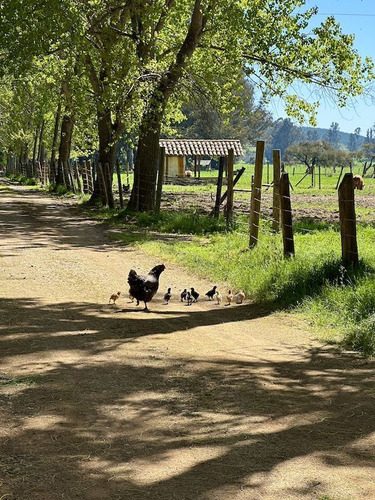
xmin=215 ymin=290 xmax=222 ymax=305
xmin=109 ymin=291 xmax=121 ymax=304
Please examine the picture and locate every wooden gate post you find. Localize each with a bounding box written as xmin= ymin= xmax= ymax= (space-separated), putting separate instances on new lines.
xmin=155 ymin=147 xmax=165 ymax=215
xmin=272 ymin=149 xmax=281 ymax=232
xmin=280 ymin=172 xmax=295 ymax=257
xmin=338 ymin=173 xmax=358 ymax=266
xmin=116 ymin=160 xmax=124 ymax=209
xmin=74 ymin=161 xmax=83 ymax=194
xmin=249 ymin=140 xmax=265 ymax=248
xmin=89 ymin=161 xmax=95 ymax=194
xmin=213 ymin=156 xmax=225 ymax=219
xmin=226 ymin=148 xmax=234 ymax=227
xmin=82 ymin=162 xmax=88 ymax=193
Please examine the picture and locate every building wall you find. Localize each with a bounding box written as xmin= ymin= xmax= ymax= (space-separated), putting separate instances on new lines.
xmin=165 ymin=156 xmax=184 ymax=178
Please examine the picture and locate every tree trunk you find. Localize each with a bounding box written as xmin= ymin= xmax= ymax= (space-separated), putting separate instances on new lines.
xmin=37 ymin=120 xmax=45 ymax=163
xmin=89 ymin=110 xmax=119 ymax=208
xmin=50 ymin=100 xmax=62 ymax=183
xmin=56 ymin=113 xmax=74 ymax=186
xmin=127 ymin=111 xmax=162 ymax=211
xmin=127 ymin=0 xmax=206 ymax=212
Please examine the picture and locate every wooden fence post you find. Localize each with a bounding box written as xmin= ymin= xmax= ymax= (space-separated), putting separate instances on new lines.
xmin=82 ymin=162 xmax=88 ymax=193
xmin=249 ymin=140 xmax=264 ymax=248
xmin=338 ymin=173 xmax=358 ymax=266
xmin=318 ymin=165 xmax=321 ymax=190
xmin=85 ymin=161 xmax=94 ymax=194
xmin=212 ymin=166 xmax=245 ymax=216
xmin=280 ymin=172 xmax=295 ymax=257
xmin=213 ymin=156 xmax=224 ymax=219
xmin=74 ymin=161 xmax=83 ymax=194
xmin=116 ymin=160 xmax=124 ymax=209
xmin=68 ymin=162 xmax=76 ymax=193
xmin=226 ymin=148 xmax=234 ymax=228
xmin=97 ymin=162 xmax=108 ymax=205
xmin=272 ymin=149 xmax=281 ymax=232
xmin=155 ymin=147 xmax=165 ymax=215
xmin=335 ymin=165 xmax=345 ymax=190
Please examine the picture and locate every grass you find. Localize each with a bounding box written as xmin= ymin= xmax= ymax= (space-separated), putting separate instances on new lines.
xmin=110 ymin=215 xmax=375 ymax=355
xmin=0 ymin=374 xmax=41 ymax=386
xmin=8 ymin=173 xmax=38 ymax=186
xmin=91 ymin=207 xmax=229 ymax=235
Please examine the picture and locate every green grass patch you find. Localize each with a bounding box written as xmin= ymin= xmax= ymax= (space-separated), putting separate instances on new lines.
xmin=112 ymin=218 xmax=375 ymax=354
xmin=0 ymin=373 xmax=41 ymax=386
xmin=8 ymin=174 xmax=38 ymax=186
xmin=95 ymin=208 xmax=229 ymax=235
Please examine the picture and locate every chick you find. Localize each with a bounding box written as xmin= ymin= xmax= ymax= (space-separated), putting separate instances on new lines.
xmin=205 ymin=285 xmax=217 ymax=301
xmin=109 ymin=291 xmax=121 ymax=304
xmin=164 ymin=287 xmax=172 ymax=304
xmin=180 ymin=289 xmax=187 ymax=302
xmin=215 ymin=290 xmax=223 ymax=305
xmin=186 ymin=291 xmax=193 ymax=306
xmin=191 ymin=287 xmax=199 ymax=302
xmin=236 ymin=290 xmax=245 ymax=304
xmin=226 ymin=290 xmax=234 ymax=306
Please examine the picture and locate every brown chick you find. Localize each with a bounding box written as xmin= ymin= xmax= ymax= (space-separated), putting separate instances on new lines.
xmin=109 ymin=291 xmax=121 ymax=304
xmin=226 ymin=290 xmax=234 ymax=306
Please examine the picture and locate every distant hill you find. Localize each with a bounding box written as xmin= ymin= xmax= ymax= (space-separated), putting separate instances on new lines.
xmin=300 ymin=126 xmax=366 ymax=149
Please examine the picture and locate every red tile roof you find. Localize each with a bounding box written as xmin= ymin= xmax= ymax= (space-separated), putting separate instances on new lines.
xmin=159 ymin=139 xmax=243 ymax=157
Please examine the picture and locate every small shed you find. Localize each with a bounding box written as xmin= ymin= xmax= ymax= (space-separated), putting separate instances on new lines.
xmin=159 ymin=139 xmax=243 ymax=178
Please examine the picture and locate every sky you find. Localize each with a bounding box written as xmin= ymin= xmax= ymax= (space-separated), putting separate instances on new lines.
xmin=268 ymin=0 xmax=375 ymax=135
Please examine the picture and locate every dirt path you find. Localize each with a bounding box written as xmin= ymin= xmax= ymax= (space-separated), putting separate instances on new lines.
xmin=1 ymin=183 xmax=374 ymax=500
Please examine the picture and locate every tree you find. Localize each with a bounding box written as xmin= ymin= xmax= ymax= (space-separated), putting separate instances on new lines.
xmin=348 ymin=127 xmax=362 ymax=152
xmin=127 ymin=1 xmax=374 ymax=210
xmin=267 ymin=118 xmax=301 ymax=157
xmin=175 ymin=78 xmax=273 ymax=146
xmin=325 ymin=121 xmax=340 ymax=147
xmin=306 ymin=128 xmax=319 ymax=142
xmin=286 ymin=141 xmax=350 ymax=170
xmin=361 ymin=125 xmax=375 ymax=158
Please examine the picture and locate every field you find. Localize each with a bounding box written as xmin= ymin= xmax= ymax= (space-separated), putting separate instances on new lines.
xmin=121 ymin=162 xmax=375 ymax=223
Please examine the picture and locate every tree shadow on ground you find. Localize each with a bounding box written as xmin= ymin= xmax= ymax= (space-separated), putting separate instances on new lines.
xmin=1 ymin=296 xmax=375 ymax=499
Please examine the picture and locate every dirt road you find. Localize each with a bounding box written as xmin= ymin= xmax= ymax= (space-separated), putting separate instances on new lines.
xmin=1 ymin=183 xmax=374 ymax=500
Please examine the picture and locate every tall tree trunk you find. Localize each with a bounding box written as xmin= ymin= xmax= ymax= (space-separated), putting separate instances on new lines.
xmin=127 ymin=0 xmax=206 ymax=212
xmin=127 ymin=109 xmax=162 ymax=211
xmin=32 ymin=126 xmax=39 ymax=176
xmin=50 ymin=100 xmax=62 ymax=183
xmin=89 ymin=109 xmax=122 ymax=208
xmin=56 ymin=113 xmax=74 ymax=186
xmin=37 ymin=119 xmax=45 ymax=163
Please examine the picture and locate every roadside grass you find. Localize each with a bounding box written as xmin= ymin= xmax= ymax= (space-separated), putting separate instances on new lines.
xmin=7 ymin=173 xmax=38 ymax=186
xmin=91 ymin=207 xmax=229 ymax=235
xmin=111 ymin=217 xmax=375 ymax=355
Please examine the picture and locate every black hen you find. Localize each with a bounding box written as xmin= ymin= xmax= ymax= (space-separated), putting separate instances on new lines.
xmin=127 ymin=264 xmax=165 ymax=311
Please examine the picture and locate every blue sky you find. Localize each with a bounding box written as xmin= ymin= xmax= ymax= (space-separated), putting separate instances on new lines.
xmin=268 ymin=0 xmax=375 ymax=135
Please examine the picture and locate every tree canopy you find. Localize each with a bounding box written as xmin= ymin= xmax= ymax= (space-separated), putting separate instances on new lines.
xmin=286 ymin=140 xmax=350 ymax=170
xmin=0 ymin=0 xmax=374 ymax=210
